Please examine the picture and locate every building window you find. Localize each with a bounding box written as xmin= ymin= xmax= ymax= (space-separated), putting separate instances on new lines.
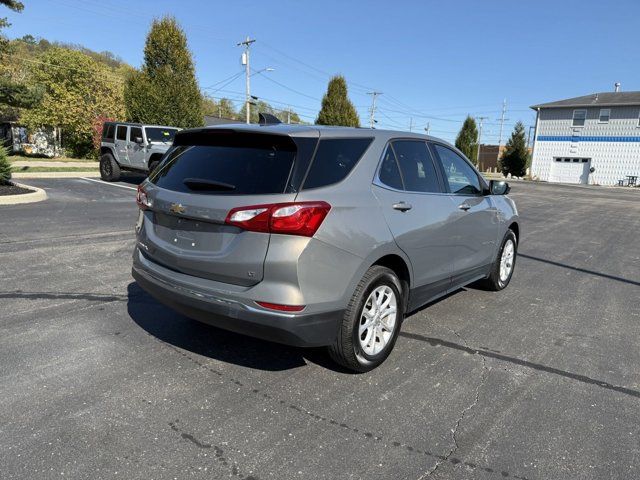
xmin=598 ymin=109 xmax=610 ymax=123
xmin=572 ymin=109 xmax=586 ymax=127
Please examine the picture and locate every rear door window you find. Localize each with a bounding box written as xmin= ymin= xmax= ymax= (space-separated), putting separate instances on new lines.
xmin=149 ymin=132 xmax=297 ymax=195
xmin=392 ymin=140 xmax=441 ymax=193
xmin=432 ymin=143 xmax=482 ymax=195
xmin=302 ymin=138 xmax=373 ymax=190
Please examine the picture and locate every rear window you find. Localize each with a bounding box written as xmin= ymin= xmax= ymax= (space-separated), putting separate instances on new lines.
xmin=103 ymin=124 xmax=115 ymax=141
xmin=302 ymin=138 xmax=373 ymax=190
xmin=149 ymin=132 xmax=297 ymax=195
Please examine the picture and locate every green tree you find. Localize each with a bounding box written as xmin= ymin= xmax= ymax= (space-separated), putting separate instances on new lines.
xmin=0 ymin=146 xmax=11 ymax=184
xmin=238 ymin=100 xmax=303 ymax=125
xmin=500 ymin=121 xmax=529 ymax=177
xmin=202 ymin=95 xmax=237 ymax=119
xmin=315 ymin=75 xmax=360 ymax=127
xmin=125 ymin=16 xmax=203 ymax=128
xmin=21 ymin=47 xmax=125 ymax=157
xmin=455 ymin=115 xmax=478 ymax=163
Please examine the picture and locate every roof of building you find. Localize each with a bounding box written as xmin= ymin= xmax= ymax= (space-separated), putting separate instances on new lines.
xmin=531 ymin=91 xmax=640 ymax=109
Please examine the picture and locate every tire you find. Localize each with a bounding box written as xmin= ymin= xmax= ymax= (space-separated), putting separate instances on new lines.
xmin=329 ymin=266 xmax=404 ymax=372
xmin=481 ymin=229 xmax=517 ymax=291
xmin=100 ymin=152 xmax=121 ymax=182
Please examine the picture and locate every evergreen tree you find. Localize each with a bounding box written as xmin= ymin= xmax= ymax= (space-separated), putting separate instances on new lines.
xmin=455 ymin=115 xmax=478 ymax=163
xmin=315 ymin=75 xmax=360 ymax=127
xmin=0 ymin=146 xmax=11 ymax=184
xmin=125 ymin=16 xmax=203 ymax=128
xmin=500 ymin=121 xmax=529 ymax=177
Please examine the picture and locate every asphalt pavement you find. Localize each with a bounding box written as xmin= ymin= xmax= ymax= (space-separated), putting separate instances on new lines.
xmin=1 ymin=178 xmax=639 ymax=479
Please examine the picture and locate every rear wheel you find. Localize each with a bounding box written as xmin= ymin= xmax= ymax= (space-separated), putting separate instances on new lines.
xmin=329 ymin=266 xmax=403 ymax=372
xmin=481 ymin=229 xmax=517 ymax=291
xmin=100 ymin=152 xmax=120 ymax=182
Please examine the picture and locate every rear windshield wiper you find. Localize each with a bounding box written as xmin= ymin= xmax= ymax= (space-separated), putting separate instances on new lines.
xmin=183 ymin=178 xmax=236 ymax=191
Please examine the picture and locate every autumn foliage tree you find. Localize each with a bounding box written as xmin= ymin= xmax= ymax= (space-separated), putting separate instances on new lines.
xmin=20 ymin=47 xmax=125 ymax=157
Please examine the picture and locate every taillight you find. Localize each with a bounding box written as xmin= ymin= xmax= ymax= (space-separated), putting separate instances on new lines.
xmin=136 ymin=185 xmax=152 ymax=210
xmin=225 ymin=202 xmax=331 ymax=237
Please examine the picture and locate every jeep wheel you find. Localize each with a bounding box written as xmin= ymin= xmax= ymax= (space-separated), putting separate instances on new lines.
xmin=100 ymin=153 xmax=121 ymax=182
xmin=148 ymin=160 xmax=160 ymax=176
xmin=328 ymin=266 xmax=403 ymax=372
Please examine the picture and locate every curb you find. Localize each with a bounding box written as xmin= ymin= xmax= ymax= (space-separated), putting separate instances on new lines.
xmin=11 ymin=161 xmax=100 ymax=168
xmin=0 ymin=182 xmax=47 ymax=205
xmin=11 ymin=171 xmax=100 ymax=179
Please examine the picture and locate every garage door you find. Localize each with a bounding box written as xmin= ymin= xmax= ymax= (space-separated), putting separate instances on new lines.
xmin=549 ymin=158 xmax=591 ymax=184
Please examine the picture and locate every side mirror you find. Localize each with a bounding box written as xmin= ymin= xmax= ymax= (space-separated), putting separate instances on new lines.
xmin=489 ymin=180 xmax=510 ymax=195
xmin=134 ymin=136 xmax=144 ymax=144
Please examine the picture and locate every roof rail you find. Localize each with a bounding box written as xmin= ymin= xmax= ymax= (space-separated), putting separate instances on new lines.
xmin=258 ymin=113 xmax=282 ymax=126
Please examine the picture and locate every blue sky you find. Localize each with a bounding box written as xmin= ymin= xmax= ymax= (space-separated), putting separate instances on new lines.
xmin=4 ymin=0 xmax=640 ymax=143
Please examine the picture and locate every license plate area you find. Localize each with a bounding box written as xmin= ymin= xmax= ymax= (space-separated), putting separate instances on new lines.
xmin=153 ymin=212 xmax=226 ymax=252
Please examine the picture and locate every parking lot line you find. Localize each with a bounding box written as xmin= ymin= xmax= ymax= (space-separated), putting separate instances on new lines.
xmin=80 ymin=177 xmax=138 ymax=191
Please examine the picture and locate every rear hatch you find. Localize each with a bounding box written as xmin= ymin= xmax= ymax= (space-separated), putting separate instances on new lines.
xmin=138 ymin=128 xmax=316 ymax=287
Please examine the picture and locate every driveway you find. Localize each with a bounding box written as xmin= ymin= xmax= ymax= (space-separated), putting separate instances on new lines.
xmin=1 ymin=178 xmax=639 ymax=479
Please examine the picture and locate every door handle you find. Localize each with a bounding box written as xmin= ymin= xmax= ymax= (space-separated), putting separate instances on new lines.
xmin=458 ymin=203 xmax=471 ymax=211
xmin=392 ymin=202 xmax=412 ymax=212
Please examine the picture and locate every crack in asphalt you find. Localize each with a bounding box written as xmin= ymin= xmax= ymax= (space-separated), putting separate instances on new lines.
xmin=149 ymin=333 xmax=528 ymax=480
xmin=418 ymin=325 xmax=490 ymax=479
xmin=167 ymin=419 xmax=259 ymax=479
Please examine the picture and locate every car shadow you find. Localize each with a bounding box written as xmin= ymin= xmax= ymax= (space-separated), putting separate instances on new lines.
xmin=118 ymin=174 xmax=147 ymax=186
xmin=126 ymin=282 xmax=351 ymax=373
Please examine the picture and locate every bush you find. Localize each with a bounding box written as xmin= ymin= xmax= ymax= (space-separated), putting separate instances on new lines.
xmin=0 ymin=147 xmax=12 ymax=184
xmin=92 ymin=115 xmax=114 ymax=153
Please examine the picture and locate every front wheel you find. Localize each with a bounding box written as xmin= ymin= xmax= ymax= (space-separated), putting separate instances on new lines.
xmin=328 ymin=266 xmax=403 ymax=372
xmin=481 ymin=229 xmax=517 ymax=291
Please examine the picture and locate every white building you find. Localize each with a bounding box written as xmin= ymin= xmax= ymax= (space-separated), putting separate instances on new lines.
xmin=530 ymin=89 xmax=640 ymax=185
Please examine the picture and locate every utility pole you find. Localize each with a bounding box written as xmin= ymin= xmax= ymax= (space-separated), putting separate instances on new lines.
xmin=476 ymin=116 xmax=488 ymax=164
xmin=367 ymin=91 xmax=382 ymax=128
xmin=409 ymin=117 xmax=413 ymax=132
xmin=237 ymin=36 xmax=256 ymax=124
xmin=424 ymin=122 xmax=430 ymax=135
xmin=497 ymin=99 xmax=509 ymax=147
xmin=287 ymin=106 xmax=291 ymax=124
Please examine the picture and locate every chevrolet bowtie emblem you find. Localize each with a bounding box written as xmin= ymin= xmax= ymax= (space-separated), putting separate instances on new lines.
xmin=169 ymin=203 xmax=186 ymax=214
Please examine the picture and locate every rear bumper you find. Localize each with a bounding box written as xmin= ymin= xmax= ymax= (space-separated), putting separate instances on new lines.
xmin=131 ymin=251 xmax=343 ymax=348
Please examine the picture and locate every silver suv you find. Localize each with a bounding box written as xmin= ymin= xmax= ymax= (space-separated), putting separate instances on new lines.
xmin=100 ymin=122 xmax=179 ymax=181
xmin=132 ymin=123 xmax=519 ymax=372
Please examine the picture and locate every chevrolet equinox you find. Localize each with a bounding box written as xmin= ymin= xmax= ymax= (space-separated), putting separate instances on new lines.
xmin=132 ymin=122 xmax=519 ymax=372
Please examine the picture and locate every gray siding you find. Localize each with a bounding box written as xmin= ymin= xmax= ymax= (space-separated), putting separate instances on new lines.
xmin=531 ymin=106 xmax=640 ymax=185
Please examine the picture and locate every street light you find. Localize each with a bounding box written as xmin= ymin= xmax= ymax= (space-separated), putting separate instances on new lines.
xmin=251 ymin=67 xmax=274 ymax=77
